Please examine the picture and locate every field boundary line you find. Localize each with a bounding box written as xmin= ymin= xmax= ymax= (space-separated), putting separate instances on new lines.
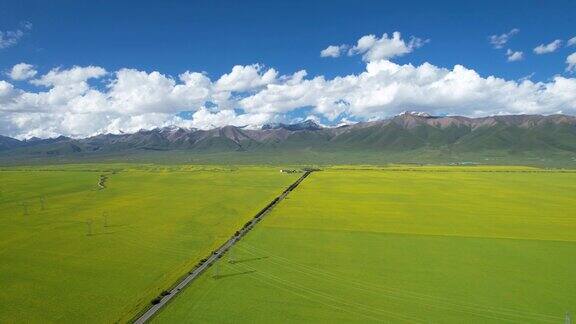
xmin=132 ymin=170 xmax=313 ymax=324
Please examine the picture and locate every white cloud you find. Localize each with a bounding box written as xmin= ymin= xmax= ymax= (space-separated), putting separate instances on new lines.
xmin=506 ymin=49 xmax=523 ymax=62
xmin=214 ymin=64 xmax=277 ymax=92
xmin=0 ymin=63 xmax=282 ymax=138
xmin=22 ymin=66 xmax=109 ymax=115
xmin=567 ymin=52 xmax=576 ymax=73
xmin=8 ymin=63 xmax=38 ymax=80
xmin=0 ymin=81 xmax=19 ymax=104
xmin=31 ymin=66 xmax=107 ymax=87
xmin=489 ymin=29 xmax=519 ymax=49
xmin=0 ymin=22 xmax=32 ymax=49
xmin=347 ymin=32 xmax=426 ymax=62
xmin=568 ymin=37 xmax=576 ymax=47
xmin=2 ymin=49 xmax=576 ymax=139
xmin=320 ymin=45 xmax=346 ymax=58
xmin=241 ymin=59 xmax=576 ymax=121
xmin=107 ymin=68 xmax=209 ymax=114
xmin=533 ymin=40 xmax=562 ymax=54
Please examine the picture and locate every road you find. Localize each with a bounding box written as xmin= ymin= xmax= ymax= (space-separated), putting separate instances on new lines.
xmin=133 ymin=171 xmax=312 ymax=324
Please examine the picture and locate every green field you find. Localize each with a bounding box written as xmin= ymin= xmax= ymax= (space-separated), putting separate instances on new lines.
xmin=0 ymin=165 xmax=298 ymax=323
xmin=155 ymin=167 xmax=576 ymax=323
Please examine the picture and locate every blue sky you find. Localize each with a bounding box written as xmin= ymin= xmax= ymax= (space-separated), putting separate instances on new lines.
xmin=2 ymin=0 xmax=575 ymax=80
xmin=1 ymin=0 xmax=576 ymax=138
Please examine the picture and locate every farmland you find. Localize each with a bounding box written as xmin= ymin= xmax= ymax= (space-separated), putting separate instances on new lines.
xmin=155 ymin=166 xmax=576 ymax=323
xmin=0 ymin=165 xmax=299 ymax=323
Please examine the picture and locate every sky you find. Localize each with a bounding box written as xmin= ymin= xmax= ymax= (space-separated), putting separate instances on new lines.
xmin=0 ymin=0 xmax=575 ymax=139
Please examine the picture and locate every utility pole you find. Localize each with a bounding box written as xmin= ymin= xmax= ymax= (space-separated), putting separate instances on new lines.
xmin=567 ymin=312 xmax=572 ymax=324
xmin=103 ymin=211 xmax=109 ymax=227
xmin=40 ymin=196 xmax=45 ymax=210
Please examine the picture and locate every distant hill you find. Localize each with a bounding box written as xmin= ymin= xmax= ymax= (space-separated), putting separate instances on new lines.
xmin=1 ymin=113 xmax=576 ymax=165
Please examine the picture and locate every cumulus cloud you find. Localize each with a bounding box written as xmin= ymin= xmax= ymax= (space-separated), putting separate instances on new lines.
xmin=347 ymin=32 xmax=427 ymax=62
xmin=320 ymin=45 xmax=346 ymax=58
xmin=2 ymin=50 xmax=576 ymax=139
xmin=489 ymin=28 xmax=519 ymax=49
xmin=506 ymin=49 xmax=523 ymax=62
xmin=31 ymin=66 xmax=107 ymax=87
xmin=567 ymin=52 xmax=576 ymax=73
xmin=0 ymin=63 xmax=283 ymax=138
xmin=108 ymin=68 xmax=211 ymax=114
xmin=321 ymin=32 xmax=426 ymax=62
xmin=8 ymin=63 xmax=37 ymax=80
xmin=214 ymin=64 xmax=277 ymax=92
xmin=534 ymin=39 xmax=562 ymax=54
xmin=568 ymin=37 xmax=576 ymax=47
xmin=240 ymin=60 xmax=576 ymax=120
xmin=0 ymin=22 xmax=32 ymax=49
xmin=0 ymin=81 xmax=18 ymax=104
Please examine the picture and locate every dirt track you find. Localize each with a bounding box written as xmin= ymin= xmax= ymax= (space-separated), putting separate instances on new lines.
xmin=97 ymin=175 xmax=108 ymax=189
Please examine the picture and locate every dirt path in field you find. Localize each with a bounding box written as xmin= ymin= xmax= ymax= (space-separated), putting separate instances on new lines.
xmin=98 ymin=171 xmax=120 ymax=189
xmin=97 ymin=175 xmax=108 ymax=189
xmin=132 ymin=170 xmax=314 ymax=324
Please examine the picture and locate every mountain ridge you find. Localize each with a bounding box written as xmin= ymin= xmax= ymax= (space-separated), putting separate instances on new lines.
xmin=1 ymin=113 xmax=576 ymax=161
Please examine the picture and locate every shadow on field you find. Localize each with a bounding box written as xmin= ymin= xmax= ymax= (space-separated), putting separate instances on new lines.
xmin=229 ymin=256 xmax=269 ymax=264
xmin=214 ymin=270 xmax=256 ymax=280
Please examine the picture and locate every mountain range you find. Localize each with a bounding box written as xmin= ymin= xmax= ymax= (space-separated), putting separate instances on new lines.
xmin=1 ymin=112 xmax=576 ymax=164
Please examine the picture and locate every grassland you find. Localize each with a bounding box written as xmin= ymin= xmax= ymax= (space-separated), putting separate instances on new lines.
xmin=2 ymin=148 xmax=575 ymax=169
xmin=0 ymin=165 xmax=298 ymax=323
xmin=155 ymin=167 xmax=576 ymax=323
